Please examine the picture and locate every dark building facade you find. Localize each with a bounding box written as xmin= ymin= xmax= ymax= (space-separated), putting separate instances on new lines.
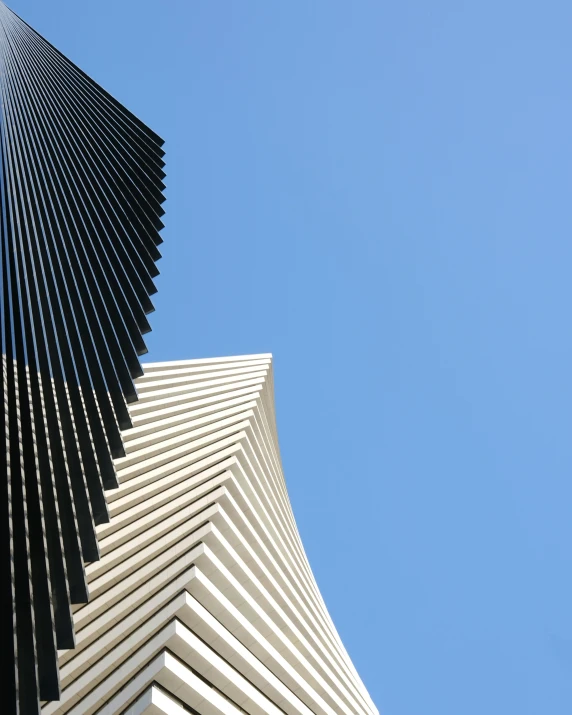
xmin=0 ymin=2 xmax=165 ymax=711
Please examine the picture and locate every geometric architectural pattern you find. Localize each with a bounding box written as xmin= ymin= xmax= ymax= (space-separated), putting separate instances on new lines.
xmin=0 ymin=2 xmax=165 ymax=711
xmin=41 ymin=354 xmax=378 ymax=715
xmin=2 ymin=2 xmax=377 ymax=712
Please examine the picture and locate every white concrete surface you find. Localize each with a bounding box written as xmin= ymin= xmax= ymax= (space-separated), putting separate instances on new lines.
xmin=42 ymin=354 xmax=378 ymax=715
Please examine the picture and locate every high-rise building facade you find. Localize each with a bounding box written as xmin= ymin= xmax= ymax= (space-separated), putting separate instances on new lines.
xmin=1 ymin=4 xmax=377 ymax=714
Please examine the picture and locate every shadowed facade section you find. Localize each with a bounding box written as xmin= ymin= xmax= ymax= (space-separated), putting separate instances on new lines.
xmin=0 ymin=2 xmax=165 ymax=711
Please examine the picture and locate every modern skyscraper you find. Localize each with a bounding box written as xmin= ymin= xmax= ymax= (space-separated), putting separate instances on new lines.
xmin=1 ymin=4 xmax=377 ymax=714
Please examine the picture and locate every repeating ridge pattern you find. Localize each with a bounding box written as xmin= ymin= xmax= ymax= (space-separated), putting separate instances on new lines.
xmin=42 ymin=354 xmax=378 ymax=715
xmin=0 ymin=2 xmax=165 ymax=712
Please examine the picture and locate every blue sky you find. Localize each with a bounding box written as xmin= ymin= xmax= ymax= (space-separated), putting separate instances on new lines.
xmin=13 ymin=1 xmax=572 ymax=712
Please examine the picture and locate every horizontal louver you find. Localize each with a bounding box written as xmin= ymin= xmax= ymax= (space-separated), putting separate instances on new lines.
xmin=43 ymin=355 xmax=378 ymax=715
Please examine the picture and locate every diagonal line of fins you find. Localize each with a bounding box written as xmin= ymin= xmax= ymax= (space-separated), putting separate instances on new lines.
xmin=0 ymin=2 xmax=165 ymax=711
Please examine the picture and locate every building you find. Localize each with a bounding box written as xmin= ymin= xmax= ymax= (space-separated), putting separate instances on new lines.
xmin=1 ymin=3 xmax=377 ymax=714
xmin=42 ymin=354 xmax=379 ymax=715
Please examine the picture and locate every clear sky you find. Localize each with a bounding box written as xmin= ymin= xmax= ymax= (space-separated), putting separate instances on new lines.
xmin=12 ymin=1 xmax=572 ymax=713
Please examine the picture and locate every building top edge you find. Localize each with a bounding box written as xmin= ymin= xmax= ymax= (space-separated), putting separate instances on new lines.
xmin=142 ymin=353 xmax=273 ymax=369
